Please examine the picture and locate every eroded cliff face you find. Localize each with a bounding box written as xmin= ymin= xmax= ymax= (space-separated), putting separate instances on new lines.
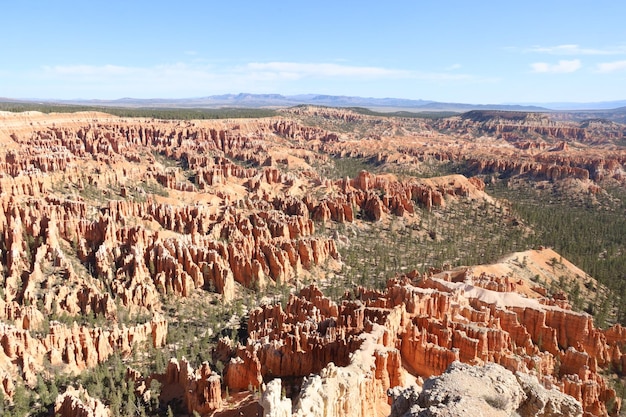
xmin=0 ymin=109 xmax=625 ymax=417
xmin=0 ymin=315 xmax=167 ymax=396
xmin=54 ymin=385 xmax=111 ymax=417
xmin=1 ymin=109 xmax=619 ymax=329
xmin=250 ymin=271 xmax=622 ymax=417
xmin=0 ymin=112 xmax=354 ymax=400
xmin=141 ymin=358 xmax=223 ymax=415
xmin=1 ymin=111 xmax=467 ymax=322
xmin=300 ymin=107 xmax=626 ymax=190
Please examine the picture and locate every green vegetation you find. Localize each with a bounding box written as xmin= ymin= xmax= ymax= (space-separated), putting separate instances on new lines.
xmin=488 ymin=181 xmax=626 ymax=326
xmin=345 ymin=106 xmax=458 ymax=119
xmin=318 ymin=156 xmax=381 ymax=179
xmin=317 ymin=155 xmax=470 ymax=184
xmin=139 ymin=180 xmax=171 ymax=198
xmin=419 ymin=159 xmax=626 ymax=326
xmin=460 ymin=110 xmax=537 ymax=122
xmin=8 ymin=353 xmax=164 ymax=417
xmin=289 ymin=104 xmax=457 ymax=120
xmin=327 ymin=197 xmax=531 ymax=299
xmin=0 ymin=101 xmax=277 ymax=120
xmin=318 ymin=156 xmax=626 ymax=328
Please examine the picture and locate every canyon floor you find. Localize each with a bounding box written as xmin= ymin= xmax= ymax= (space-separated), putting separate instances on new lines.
xmin=1 ymin=106 xmax=626 ymax=417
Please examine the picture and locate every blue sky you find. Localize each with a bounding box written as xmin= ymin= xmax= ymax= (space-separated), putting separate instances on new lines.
xmin=2 ymin=0 xmax=625 ymax=104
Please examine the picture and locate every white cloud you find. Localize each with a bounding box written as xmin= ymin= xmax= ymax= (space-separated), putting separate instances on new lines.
xmin=527 ymin=44 xmax=626 ymax=55
xmin=531 ymin=60 xmax=581 ymax=73
xmin=444 ymin=64 xmax=462 ymax=71
xmin=417 ymin=72 xmax=473 ymax=81
xmin=42 ymin=63 xmax=217 ymax=82
xmin=32 ymin=62 xmax=414 ymax=98
xmin=244 ymin=62 xmax=411 ymax=79
xmin=243 ymin=62 xmax=478 ymax=82
xmin=27 ymin=60 xmax=488 ymax=99
xmin=40 ymin=62 xmax=413 ymax=83
xmin=36 ymin=63 xmax=221 ymax=98
xmin=596 ymin=60 xmax=626 ymax=73
xmin=44 ymin=64 xmax=139 ymax=76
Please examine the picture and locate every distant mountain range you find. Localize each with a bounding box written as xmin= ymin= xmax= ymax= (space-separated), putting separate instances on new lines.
xmin=522 ymin=100 xmax=626 ymax=111
xmin=3 ymin=94 xmax=626 ymax=113
xmin=9 ymin=94 xmax=548 ymax=112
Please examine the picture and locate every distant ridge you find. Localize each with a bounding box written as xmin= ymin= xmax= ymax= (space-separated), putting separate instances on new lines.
xmin=10 ymin=94 xmax=548 ymax=112
xmin=3 ymin=94 xmax=626 ymax=113
xmin=522 ymin=100 xmax=626 ymax=111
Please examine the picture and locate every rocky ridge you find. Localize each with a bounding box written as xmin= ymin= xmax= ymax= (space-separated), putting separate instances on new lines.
xmin=389 ymin=361 xmax=582 ymax=417
xmin=0 ymin=315 xmax=166 ymax=399
xmin=252 ymin=273 xmax=622 ymax=416
xmin=55 ymin=386 xmax=110 ymax=417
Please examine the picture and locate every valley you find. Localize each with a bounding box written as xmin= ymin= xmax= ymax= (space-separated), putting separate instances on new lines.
xmin=0 ymin=106 xmax=625 ymax=416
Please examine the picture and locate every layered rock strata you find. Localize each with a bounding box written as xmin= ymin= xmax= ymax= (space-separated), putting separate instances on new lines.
xmin=0 ymin=315 xmax=166 ymax=396
xmin=249 ymin=276 xmax=621 ymax=417
xmin=1 ymin=108 xmax=626 ymax=417
xmin=54 ymin=386 xmax=111 ymax=417
xmin=146 ymin=358 xmax=223 ymax=415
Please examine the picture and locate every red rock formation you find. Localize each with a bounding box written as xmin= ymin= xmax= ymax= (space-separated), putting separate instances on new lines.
xmin=0 ymin=315 xmax=166 ymax=397
xmin=147 ymin=358 xmax=222 ymax=414
xmin=2 ymin=108 xmax=626 ymax=417
xmin=223 ymin=286 xmax=392 ymax=391
xmin=224 ymin=345 xmax=263 ymax=391
xmin=54 ymin=386 xmax=110 ymax=417
xmin=234 ymin=273 xmax=622 ymax=416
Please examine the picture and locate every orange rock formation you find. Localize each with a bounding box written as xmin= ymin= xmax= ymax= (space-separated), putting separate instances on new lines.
xmin=241 ymin=276 xmax=622 ymax=417
xmin=149 ymin=358 xmax=223 ymax=415
xmin=1 ymin=108 xmax=626 ymax=417
xmin=0 ymin=315 xmax=166 ymax=396
xmin=54 ymin=386 xmax=111 ymax=417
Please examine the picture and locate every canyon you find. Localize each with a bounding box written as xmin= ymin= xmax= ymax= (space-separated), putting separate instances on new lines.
xmin=0 ymin=107 xmax=625 ymax=416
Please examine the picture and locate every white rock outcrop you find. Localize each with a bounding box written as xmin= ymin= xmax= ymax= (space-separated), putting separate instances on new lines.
xmin=389 ymin=362 xmax=582 ymax=417
xmin=261 ymin=379 xmax=292 ymax=417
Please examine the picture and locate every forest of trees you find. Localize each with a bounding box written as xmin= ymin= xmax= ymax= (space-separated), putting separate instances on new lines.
xmin=489 ymin=182 xmax=626 ymax=327
xmin=0 ymin=101 xmax=277 ymax=120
